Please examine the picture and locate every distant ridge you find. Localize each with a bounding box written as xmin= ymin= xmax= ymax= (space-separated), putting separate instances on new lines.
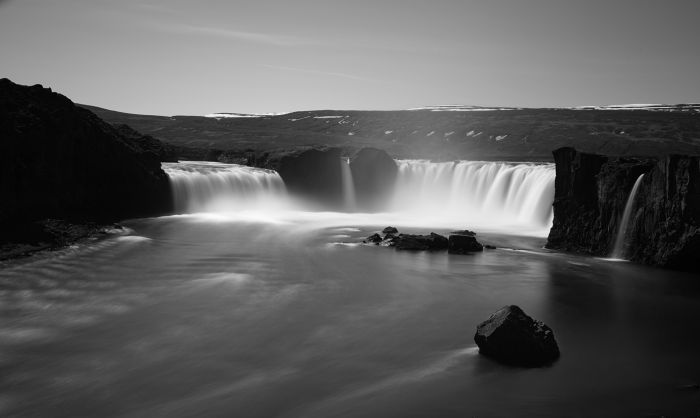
xmin=80 ymin=102 xmax=700 ymax=161
xmin=409 ymin=104 xmax=700 ymax=113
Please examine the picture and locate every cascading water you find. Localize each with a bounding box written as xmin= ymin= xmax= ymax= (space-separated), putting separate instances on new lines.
xmin=161 ymin=159 xmax=555 ymax=236
xmin=163 ymin=161 xmax=287 ymax=213
xmin=611 ymin=173 xmax=645 ymax=259
xmin=390 ymin=161 xmax=556 ymax=233
xmin=340 ymin=157 xmax=357 ymax=211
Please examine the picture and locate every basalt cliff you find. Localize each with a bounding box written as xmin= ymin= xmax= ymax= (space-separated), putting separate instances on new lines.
xmin=546 ymin=147 xmax=700 ymax=272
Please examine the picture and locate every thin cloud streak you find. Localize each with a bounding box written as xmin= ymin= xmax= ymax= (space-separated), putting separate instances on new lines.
xmin=160 ymin=23 xmax=319 ymax=47
xmin=261 ymin=64 xmax=379 ymax=83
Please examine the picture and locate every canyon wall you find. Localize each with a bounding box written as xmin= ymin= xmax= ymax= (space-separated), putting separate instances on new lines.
xmin=546 ymin=147 xmax=700 ymax=271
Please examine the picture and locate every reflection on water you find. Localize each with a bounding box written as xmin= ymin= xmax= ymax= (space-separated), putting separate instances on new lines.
xmin=1 ymin=213 xmax=700 ymax=417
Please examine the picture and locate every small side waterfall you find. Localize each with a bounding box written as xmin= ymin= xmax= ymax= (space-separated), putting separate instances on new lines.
xmin=163 ymin=161 xmax=287 ymax=213
xmin=611 ymin=173 xmax=645 ymax=259
xmin=340 ymin=157 xmax=357 ymax=211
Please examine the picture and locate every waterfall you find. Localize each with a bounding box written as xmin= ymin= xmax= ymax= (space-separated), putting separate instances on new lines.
xmin=611 ymin=173 xmax=645 ymax=259
xmin=340 ymin=157 xmax=357 ymax=211
xmin=163 ymin=161 xmax=287 ymax=213
xmin=389 ymin=161 xmax=556 ymax=232
xmin=162 ymin=159 xmax=556 ymax=235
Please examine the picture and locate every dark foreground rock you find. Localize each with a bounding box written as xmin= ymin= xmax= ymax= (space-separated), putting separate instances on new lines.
xmin=474 ymin=305 xmax=560 ymax=367
xmin=394 ymin=233 xmax=448 ymax=251
xmin=448 ymin=232 xmax=484 ymax=253
xmin=0 ymin=78 xmax=172 ymax=225
xmin=546 ymin=147 xmax=700 ymax=271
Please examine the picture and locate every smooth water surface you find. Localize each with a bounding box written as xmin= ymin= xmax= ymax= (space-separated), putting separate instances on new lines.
xmin=2 ymin=214 xmax=700 ymax=417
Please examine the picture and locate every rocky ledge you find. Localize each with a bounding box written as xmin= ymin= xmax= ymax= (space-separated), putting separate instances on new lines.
xmin=363 ymin=227 xmax=488 ymax=253
xmin=546 ymin=147 xmax=700 ymax=271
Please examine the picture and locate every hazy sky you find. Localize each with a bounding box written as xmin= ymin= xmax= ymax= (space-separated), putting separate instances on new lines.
xmin=1 ymin=0 xmax=699 ymax=115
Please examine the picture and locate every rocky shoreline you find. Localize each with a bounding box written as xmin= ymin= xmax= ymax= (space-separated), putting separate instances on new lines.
xmin=0 ymin=219 xmax=125 ymax=263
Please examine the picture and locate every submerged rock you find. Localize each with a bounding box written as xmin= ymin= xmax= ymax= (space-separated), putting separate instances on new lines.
xmin=474 ymin=305 xmax=560 ymax=367
xmin=448 ymin=233 xmax=483 ymax=254
xmin=394 ymin=233 xmax=448 ymax=251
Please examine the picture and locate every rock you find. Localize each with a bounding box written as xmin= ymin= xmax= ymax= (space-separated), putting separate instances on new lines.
xmin=382 ymin=226 xmax=399 ymax=234
xmin=546 ymin=147 xmax=700 ymax=272
xmin=448 ymin=233 xmax=483 ymax=254
xmin=267 ymin=147 xmax=344 ymax=209
xmin=379 ymin=234 xmax=398 ymax=247
xmin=450 ymin=229 xmax=476 ymax=236
xmin=394 ymin=233 xmax=448 ymax=251
xmin=363 ymin=233 xmax=382 ymax=244
xmin=350 ymin=148 xmax=398 ymax=211
xmin=474 ymin=305 xmax=560 ymax=367
xmin=484 ymin=244 xmax=497 ymax=250
xmin=0 ymin=78 xmax=172 ymax=226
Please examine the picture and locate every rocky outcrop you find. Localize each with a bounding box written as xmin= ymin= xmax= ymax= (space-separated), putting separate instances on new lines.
xmin=382 ymin=226 xmax=398 ymax=234
xmin=546 ymin=147 xmax=700 ymax=271
xmin=394 ymin=233 xmax=448 ymax=251
xmin=263 ymin=146 xmax=344 ymax=208
xmin=364 ymin=227 xmax=490 ymax=253
xmin=363 ymin=233 xmax=382 ymax=244
xmin=350 ymin=148 xmax=398 ymax=210
xmin=114 ymin=124 xmax=179 ymax=162
xmin=474 ymin=305 xmax=560 ymax=367
xmin=448 ymin=232 xmax=484 ymax=254
xmin=0 ymin=78 xmax=172 ymax=226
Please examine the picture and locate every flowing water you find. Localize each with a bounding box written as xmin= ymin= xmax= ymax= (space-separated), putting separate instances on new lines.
xmin=1 ymin=162 xmax=699 ymax=418
xmin=611 ymin=174 xmax=646 ymax=260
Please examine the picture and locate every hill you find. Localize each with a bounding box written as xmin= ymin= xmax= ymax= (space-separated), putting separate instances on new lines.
xmin=81 ymin=104 xmax=700 ymax=161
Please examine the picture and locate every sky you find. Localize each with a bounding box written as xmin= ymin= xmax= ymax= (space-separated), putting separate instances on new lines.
xmin=1 ymin=0 xmax=699 ymax=115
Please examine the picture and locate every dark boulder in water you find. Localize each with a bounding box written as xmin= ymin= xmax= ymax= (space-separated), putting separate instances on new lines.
xmin=450 ymin=229 xmax=476 ymax=236
xmin=474 ymin=305 xmax=560 ymax=367
xmin=394 ymin=233 xmax=448 ymax=251
xmin=350 ymin=148 xmax=398 ymax=211
xmin=382 ymin=226 xmax=399 ymax=234
xmin=448 ymin=232 xmax=483 ymax=254
xmin=363 ymin=233 xmax=382 ymax=244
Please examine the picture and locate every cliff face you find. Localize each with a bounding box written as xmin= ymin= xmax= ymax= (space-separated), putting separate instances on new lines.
xmin=350 ymin=147 xmax=397 ymax=211
xmin=631 ymin=155 xmax=700 ymax=270
xmin=0 ymin=79 xmax=172 ymax=225
xmin=546 ymin=147 xmax=700 ymax=271
xmin=264 ymin=147 xmax=345 ymax=208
